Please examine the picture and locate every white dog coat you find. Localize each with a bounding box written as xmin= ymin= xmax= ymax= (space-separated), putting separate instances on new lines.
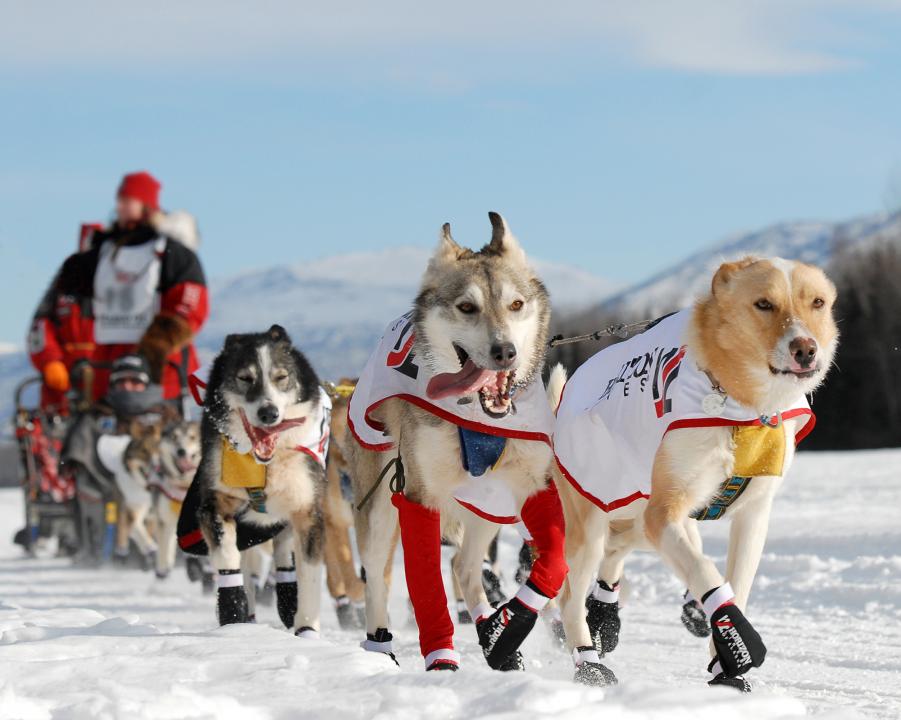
xmin=554 ymin=310 xmax=815 ymax=512
xmin=349 ymin=313 xmax=555 ymax=523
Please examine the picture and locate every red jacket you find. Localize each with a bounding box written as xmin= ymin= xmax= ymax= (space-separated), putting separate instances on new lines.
xmin=28 ymin=268 xmax=96 ymax=411
xmin=29 ymin=223 xmax=209 ymax=402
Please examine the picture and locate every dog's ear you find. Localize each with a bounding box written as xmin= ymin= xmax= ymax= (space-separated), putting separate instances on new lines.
xmin=224 ymin=333 xmax=242 ymax=350
xmin=487 ymin=211 xmax=527 ymax=265
xmin=267 ymin=324 xmax=289 ymax=343
xmin=711 ymin=256 xmax=758 ymax=297
xmin=433 ymin=222 xmax=464 ymax=265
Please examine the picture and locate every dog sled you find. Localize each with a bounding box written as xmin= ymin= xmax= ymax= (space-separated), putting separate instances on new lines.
xmin=13 ymin=376 xmax=78 ymax=555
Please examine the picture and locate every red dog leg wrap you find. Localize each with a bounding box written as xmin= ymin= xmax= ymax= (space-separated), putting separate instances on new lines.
xmin=392 ymin=493 xmax=455 ymax=659
xmin=519 ymin=483 xmax=568 ymax=598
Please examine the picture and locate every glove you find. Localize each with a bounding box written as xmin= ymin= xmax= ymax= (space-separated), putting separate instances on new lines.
xmin=704 ymin=584 xmax=766 ymax=677
xmin=43 ymin=360 xmax=70 ymax=392
xmin=137 ymin=314 xmax=193 ymax=383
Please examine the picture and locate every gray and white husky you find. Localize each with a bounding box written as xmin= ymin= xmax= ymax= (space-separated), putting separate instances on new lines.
xmin=153 ymin=418 xmax=201 ymax=579
xmin=346 ymin=213 xmax=556 ymax=670
xmin=195 ymin=325 xmax=327 ymax=635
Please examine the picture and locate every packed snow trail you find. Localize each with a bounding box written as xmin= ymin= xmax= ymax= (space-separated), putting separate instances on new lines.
xmin=1 ymin=449 xmax=898 ymax=719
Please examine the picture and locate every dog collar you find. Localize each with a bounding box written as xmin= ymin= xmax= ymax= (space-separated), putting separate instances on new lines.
xmin=699 ymin=367 xmax=728 ymax=416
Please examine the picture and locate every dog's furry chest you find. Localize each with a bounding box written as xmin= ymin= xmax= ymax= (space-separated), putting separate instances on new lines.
xmin=213 ymin=444 xmax=321 ymax=524
xmin=662 ymin=419 xmax=797 ymax=518
xmin=387 ymin=401 xmax=551 ymax=509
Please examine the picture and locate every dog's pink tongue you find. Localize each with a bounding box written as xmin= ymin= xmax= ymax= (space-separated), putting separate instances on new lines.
xmin=426 ymin=359 xmax=495 ymax=400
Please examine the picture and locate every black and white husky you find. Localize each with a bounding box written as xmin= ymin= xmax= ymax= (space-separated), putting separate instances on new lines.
xmin=193 ymin=325 xmax=330 ymax=636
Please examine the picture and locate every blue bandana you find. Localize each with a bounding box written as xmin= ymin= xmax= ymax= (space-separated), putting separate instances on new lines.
xmin=458 ymin=426 xmax=507 ymax=477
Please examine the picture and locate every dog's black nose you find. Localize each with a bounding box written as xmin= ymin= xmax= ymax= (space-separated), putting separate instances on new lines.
xmin=176 ymin=448 xmax=187 ymax=458
xmin=789 ymin=336 xmax=818 ymax=368
xmin=490 ymin=341 xmax=517 ymax=369
xmin=257 ymin=404 xmax=279 ymax=425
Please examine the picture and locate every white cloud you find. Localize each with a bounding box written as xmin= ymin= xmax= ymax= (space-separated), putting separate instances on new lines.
xmin=0 ymin=0 xmax=896 ymax=78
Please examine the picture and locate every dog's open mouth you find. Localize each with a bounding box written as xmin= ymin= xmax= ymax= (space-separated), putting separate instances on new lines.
xmin=425 ymin=344 xmax=516 ymax=419
xmin=769 ymin=365 xmax=818 ymax=380
xmin=174 ymin=457 xmax=197 ymax=475
xmin=238 ymin=409 xmax=307 ymax=463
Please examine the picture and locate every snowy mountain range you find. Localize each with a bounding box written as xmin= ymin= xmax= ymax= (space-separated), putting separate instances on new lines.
xmin=597 ymin=211 xmax=901 ymax=318
xmin=3 ymin=211 xmax=899 ymax=429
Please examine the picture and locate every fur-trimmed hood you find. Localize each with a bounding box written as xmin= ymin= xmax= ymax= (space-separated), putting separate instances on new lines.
xmin=150 ymin=210 xmax=201 ymax=251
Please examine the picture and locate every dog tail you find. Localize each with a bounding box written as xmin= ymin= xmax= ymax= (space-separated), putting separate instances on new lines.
xmin=546 ymin=363 xmax=567 ymax=412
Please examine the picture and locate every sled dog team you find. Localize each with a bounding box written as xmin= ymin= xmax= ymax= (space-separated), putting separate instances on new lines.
xmin=180 ymin=212 xmax=838 ymax=692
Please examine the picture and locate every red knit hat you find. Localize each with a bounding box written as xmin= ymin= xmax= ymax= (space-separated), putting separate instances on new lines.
xmin=117 ymin=171 xmax=161 ymax=211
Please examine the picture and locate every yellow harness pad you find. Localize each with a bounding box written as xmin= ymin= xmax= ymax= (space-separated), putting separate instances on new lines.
xmin=220 ymin=437 xmax=267 ymax=489
xmin=169 ymin=498 xmax=183 ymax=516
xmin=732 ymin=423 xmax=786 ymax=478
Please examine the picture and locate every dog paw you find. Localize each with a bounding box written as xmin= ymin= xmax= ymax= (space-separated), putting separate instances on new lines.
xmin=426 ymin=660 xmax=458 ymax=672
xmin=494 ymin=650 xmax=525 ymax=672
xmin=201 ymin=573 xmax=215 ymax=595
xmin=586 ymin=594 xmax=620 ymax=656
xmin=574 ymin=660 xmax=618 ymax=687
xmin=276 ymin=577 xmax=298 ymax=629
xmin=336 ymin=596 xmax=365 ymax=630
xmin=362 ymin=628 xmax=399 ymax=666
xmin=185 ymin=557 xmax=203 ymax=582
xmin=680 ymin=596 xmax=711 ymax=638
xmin=548 ymin=617 xmax=567 ymax=649
xmin=709 ymin=672 xmax=751 ymax=693
xmin=477 ymin=597 xmax=538 ymax=670
xmin=482 ymin=564 xmax=507 ymax=606
xmin=217 ymin=584 xmax=249 ymax=625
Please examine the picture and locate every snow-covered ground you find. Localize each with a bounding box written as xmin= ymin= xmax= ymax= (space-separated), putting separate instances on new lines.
xmin=1 ymin=449 xmax=898 ymax=720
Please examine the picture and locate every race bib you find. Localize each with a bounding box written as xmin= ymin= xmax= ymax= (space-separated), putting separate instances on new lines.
xmin=93 ymin=239 xmax=165 ymax=344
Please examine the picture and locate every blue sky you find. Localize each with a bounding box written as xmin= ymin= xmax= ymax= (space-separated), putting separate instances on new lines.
xmin=2 ymin=1 xmax=901 ymax=345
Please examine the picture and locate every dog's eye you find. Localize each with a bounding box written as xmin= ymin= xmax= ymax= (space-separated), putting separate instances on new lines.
xmin=273 ymin=371 xmax=289 ymax=383
xmin=812 ymin=297 xmax=825 ymax=309
xmin=457 ymin=302 xmax=478 ymax=314
xmin=754 ymin=299 xmax=774 ymax=311
xmin=509 ymin=299 xmax=524 ymax=312
xmin=237 ymin=373 xmax=253 ymax=384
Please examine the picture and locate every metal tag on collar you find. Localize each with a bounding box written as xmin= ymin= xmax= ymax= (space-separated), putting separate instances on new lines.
xmin=759 ymin=412 xmax=782 ymax=428
xmin=702 ymin=392 xmax=727 ymax=416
